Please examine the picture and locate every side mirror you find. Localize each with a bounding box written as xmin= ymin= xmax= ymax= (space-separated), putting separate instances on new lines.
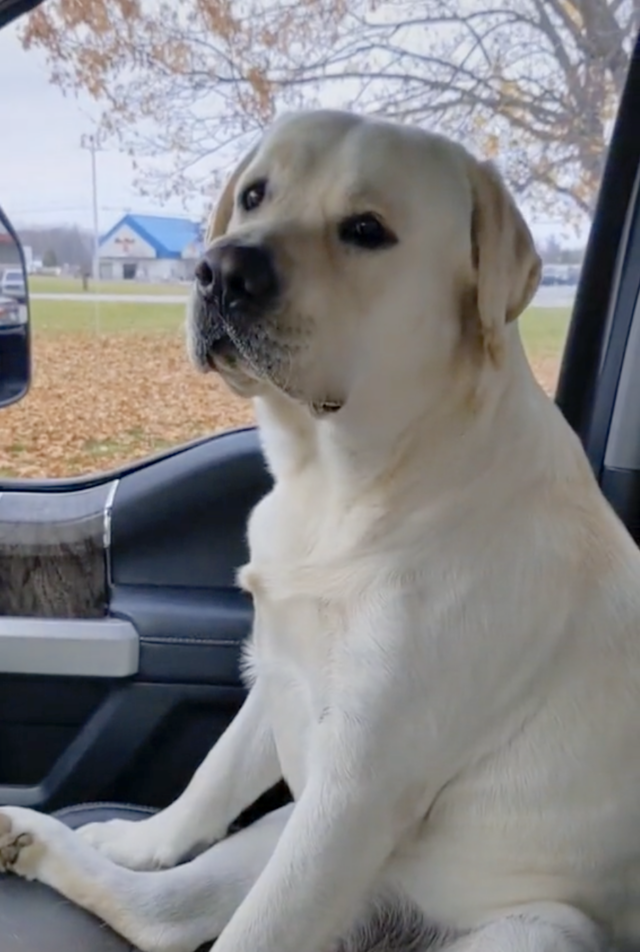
xmin=0 ymin=206 xmax=30 ymax=407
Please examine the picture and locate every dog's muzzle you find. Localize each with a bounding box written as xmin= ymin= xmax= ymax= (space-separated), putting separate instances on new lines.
xmin=192 ymin=242 xmax=280 ymax=370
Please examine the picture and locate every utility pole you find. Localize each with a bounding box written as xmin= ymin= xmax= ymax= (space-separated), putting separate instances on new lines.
xmin=80 ymin=133 xmax=101 ymax=280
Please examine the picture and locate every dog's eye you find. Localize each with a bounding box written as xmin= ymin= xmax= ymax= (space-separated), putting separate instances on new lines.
xmin=338 ymin=213 xmax=397 ymax=250
xmin=240 ymin=180 xmax=267 ymax=213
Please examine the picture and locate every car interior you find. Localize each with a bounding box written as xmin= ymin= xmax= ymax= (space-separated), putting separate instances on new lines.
xmin=0 ymin=0 xmax=639 ymax=949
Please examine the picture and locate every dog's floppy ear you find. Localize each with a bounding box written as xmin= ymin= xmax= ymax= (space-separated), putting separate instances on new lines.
xmin=468 ymin=159 xmax=541 ymax=348
xmin=205 ymin=146 xmax=259 ymax=243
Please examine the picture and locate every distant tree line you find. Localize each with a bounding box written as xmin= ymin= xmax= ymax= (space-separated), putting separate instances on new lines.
xmin=539 ymin=236 xmax=585 ymax=266
xmin=17 ymin=225 xmax=93 ymax=271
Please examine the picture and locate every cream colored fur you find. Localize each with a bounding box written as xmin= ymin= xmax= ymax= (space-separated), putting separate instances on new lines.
xmin=1 ymin=110 xmax=639 ymax=952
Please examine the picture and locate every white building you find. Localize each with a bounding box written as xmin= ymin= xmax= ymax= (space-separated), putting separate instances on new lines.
xmin=99 ymin=214 xmax=204 ymax=282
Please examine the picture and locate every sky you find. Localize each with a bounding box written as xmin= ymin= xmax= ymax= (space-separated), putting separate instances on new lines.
xmin=0 ymin=21 xmax=200 ymax=235
xmin=0 ymin=16 xmax=587 ymax=246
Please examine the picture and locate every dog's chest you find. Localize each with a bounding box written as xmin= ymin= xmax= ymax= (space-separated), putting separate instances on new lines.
xmin=247 ymin=593 xmax=347 ymax=796
xmin=239 ymin=489 xmax=352 ymax=795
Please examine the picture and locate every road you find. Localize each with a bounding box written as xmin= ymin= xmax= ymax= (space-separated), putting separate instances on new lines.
xmin=30 ymin=293 xmax=189 ymax=305
xmin=30 ymin=286 xmax=578 ymax=309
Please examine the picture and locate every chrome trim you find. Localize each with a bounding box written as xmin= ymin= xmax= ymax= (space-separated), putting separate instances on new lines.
xmin=103 ymin=477 xmax=120 ymax=588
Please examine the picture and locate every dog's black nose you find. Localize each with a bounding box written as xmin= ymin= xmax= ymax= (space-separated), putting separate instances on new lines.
xmin=195 ymin=244 xmax=279 ymax=312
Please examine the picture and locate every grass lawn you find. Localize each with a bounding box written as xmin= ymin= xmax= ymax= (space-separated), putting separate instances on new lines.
xmin=30 ymin=298 xmax=186 ymax=335
xmin=0 ymin=300 xmax=573 ymax=479
xmin=30 ymin=298 xmax=572 ymax=358
xmin=520 ymin=306 xmax=572 ymax=359
xmin=28 ymin=274 xmax=187 ymax=297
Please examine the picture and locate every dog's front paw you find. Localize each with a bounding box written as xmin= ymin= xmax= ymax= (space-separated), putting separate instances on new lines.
xmin=79 ymin=816 xmax=180 ymax=870
xmin=0 ymin=808 xmax=53 ymax=880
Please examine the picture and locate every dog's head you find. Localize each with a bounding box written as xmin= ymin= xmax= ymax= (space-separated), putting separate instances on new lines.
xmin=187 ymin=110 xmax=541 ymax=417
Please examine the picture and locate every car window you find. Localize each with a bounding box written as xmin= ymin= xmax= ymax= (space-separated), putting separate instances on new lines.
xmin=0 ymin=1 xmax=635 ymax=479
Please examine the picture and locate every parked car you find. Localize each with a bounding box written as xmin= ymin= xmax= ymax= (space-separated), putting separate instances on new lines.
xmin=0 ymin=267 xmax=26 ymax=298
xmin=0 ymin=294 xmax=22 ymax=327
xmin=540 ymin=264 xmax=581 ymax=287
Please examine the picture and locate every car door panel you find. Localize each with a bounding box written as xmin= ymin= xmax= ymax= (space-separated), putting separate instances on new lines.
xmin=0 ymin=679 xmax=246 ymax=810
xmin=109 ymin=428 xmax=271 ymax=588
xmin=110 ymin=585 xmax=251 ymax=684
xmin=0 ymin=674 xmax=109 ymax=789
xmin=0 ymin=427 xmax=271 ymax=813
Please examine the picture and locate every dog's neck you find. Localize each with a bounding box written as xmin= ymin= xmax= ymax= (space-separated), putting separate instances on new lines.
xmin=253 ymin=327 xmax=551 ymax=504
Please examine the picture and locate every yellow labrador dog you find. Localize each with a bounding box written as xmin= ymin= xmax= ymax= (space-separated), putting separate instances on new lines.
xmin=2 ymin=109 xmax=640 ymax=952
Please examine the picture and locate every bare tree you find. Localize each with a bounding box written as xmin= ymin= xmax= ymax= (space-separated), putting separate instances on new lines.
xmin=22 ymin=0 xmax=639 ymax=216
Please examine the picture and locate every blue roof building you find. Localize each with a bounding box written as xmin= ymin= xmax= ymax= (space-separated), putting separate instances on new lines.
xmin=98 ymin=213 xmax=205 ymax=282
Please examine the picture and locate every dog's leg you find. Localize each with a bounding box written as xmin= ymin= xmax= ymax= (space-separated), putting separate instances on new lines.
xmin=1 ymin=808 xmax=605 ymax=952
xmin=0 ymin=803 xmax=292 ymax=952
xmin=206 ymin=757 xmax=411 ymax=952
xmin=80 ymin=684 xmax=281 ymax=870
xmin=445 ymin=904 xmax=606 ymax=952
